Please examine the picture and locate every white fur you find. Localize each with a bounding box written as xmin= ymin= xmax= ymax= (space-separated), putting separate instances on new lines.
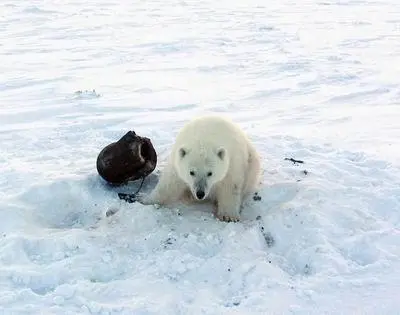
xmin=137 ymin=115 xmax=262 ymax=222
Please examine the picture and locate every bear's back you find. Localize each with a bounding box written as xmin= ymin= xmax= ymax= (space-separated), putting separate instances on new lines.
xmin=176 ymin=115 xmax=246 ymax=148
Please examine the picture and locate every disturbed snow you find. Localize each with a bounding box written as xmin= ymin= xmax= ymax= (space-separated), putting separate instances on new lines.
xmin=1 ymin=0 xmax=400 ymax=314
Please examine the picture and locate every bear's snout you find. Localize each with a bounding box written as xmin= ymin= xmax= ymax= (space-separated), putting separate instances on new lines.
xmin=195 ymin=190 xmax=205 ymax=200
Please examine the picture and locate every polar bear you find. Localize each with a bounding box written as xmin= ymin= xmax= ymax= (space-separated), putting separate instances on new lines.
xmin=137 ymin=115 xmax=262 ymax=222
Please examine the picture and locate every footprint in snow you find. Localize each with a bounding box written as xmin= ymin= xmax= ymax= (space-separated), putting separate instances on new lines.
xmin=72 ymin=89 xmax=101 ymax=100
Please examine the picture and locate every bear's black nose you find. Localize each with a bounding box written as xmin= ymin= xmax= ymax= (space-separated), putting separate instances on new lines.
xmin=196 ymin=190 xmax=205 ymax=200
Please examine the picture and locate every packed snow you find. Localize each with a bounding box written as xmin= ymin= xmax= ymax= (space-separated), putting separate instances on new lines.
xmin=1 ymin=0 xmax=400 ymax=314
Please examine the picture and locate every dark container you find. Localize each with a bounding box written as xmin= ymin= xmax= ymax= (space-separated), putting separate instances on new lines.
xmin=96 ymin=131 xmax=157 ymax=185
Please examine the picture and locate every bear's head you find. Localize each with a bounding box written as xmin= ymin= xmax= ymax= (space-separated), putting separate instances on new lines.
xmin=174 ymin=145 xmax=229 ymax=201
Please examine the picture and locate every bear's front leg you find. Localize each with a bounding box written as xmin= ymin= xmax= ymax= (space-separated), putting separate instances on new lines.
xmin=214 ymin=183 xmax=243 ymax=222
xmin=137 ymin=166 xmax=186 ymax=206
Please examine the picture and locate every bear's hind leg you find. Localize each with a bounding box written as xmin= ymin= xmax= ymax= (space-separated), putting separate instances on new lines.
xmin=243 ymin=144 xmax=262 ymax=196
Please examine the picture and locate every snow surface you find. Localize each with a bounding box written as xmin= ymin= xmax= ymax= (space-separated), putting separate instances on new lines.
xmin=1 ymin=0 xmax=400 ymax=314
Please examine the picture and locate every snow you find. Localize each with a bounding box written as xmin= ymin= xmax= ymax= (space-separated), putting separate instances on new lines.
xmin=1 ymin=0 xmax=400 ymax=313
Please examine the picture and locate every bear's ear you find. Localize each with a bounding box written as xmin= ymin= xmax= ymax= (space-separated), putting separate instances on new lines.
xmin=216 ymin=147 xmax=226 ymax=160
xmin=179 ymin=147 xmax=187 ymax=158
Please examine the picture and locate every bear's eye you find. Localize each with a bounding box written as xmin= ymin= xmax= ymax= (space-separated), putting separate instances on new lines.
xmin=190 ymin=171 xmax=195 ymax=176
xmin=207 ymin=172 xmax=213 ymax=177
